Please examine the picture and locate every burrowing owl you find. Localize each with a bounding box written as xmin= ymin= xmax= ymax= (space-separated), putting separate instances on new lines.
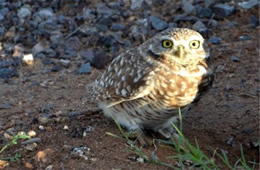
xmin=88 ymin=28 xmax=214 ymax=138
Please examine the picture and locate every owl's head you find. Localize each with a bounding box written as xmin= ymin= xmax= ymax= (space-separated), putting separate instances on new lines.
xmin=147 ymin=28 xmax=209 ymax=65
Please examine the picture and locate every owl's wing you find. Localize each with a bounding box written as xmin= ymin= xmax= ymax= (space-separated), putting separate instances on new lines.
xmin=87 ymin=48 xmax=155 ymax=107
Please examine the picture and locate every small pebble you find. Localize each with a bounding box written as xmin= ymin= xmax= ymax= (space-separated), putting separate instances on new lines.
xmin=22 ymin=138 xmax=41 ymax=145
xmin=239 ymin=35 xmax=251 ymax=41
xmin=38 ymin=125 xmax=45 ymax=130
xmin=63 ymin=125 xmax=69 ymax=130
xmin=213 ymin=4 xmax=235 ymax=19
xmin=77 ymin=62 xmax=91 ymax=74
xmin=18 ymin=7 xmax=31 ymax=19
xmin=226 ymin=136 xmax=234 ymax=147
xmin=242 ymin=127 xmax=254 ymax=134
xmin=238 ymin=0 xmax=259 ymax=10
xmin=149 ymin=16 xmax=168 ymax=31
xmin=25 ymin=162 xmax=33 ymax=169
xmin=27 ymin=130 xmax=36 ymax=137
xmin=230 ymin=56 xmax=240 ymax=62
xmin=208 ymin=36 xmax=222 ymax=44
xmin=23 ymin=54 xmax=34 ymax=65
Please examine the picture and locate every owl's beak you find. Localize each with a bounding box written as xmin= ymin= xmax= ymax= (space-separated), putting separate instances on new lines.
xmin=173 ymin=45 xmax=185 ymax=59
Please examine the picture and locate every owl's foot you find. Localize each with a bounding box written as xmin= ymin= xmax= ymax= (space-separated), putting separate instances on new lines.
xmin=128 ymin=128 xmax=153 ymax=147
xmin=158 ymin=127 xmax=188 ymax=151
xmin=158 ymin=126 xmax=176 ymax=139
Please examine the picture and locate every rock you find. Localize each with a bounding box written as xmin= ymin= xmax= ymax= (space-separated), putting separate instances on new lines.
xmin=130 ymin=0 xmax=144 ymax=10
xmin=24 ymin=162 xmax=33 ymax=169
xmin=22 ymin=138 xmax=41 ymax=145
xmin=0 ymin=160 xmax=9 ymax=169
xmin=68 ymin=111 xmax=85 ymax=117
xmin=96 ymin=2 xmax=114 ymax=17
xmin=204 ymin=0 xmax=214 ymax=8
xmin=0 ymin=58 xmax=21 ymax=68
xmin=71 ymin=146 xmax=91 ymax=160
xmin=208 ymin=36 xmax=222 ymax=44
xmin=36 ymin=148 xmax=54 ymax=163
xmin=82 ymin=8 xmax=96 ymax=20
xmin=230 ymin=56 xmax=240 ymax=62
xmin=0 ymin=7 xmax=9 ymax=21
xmin=110 ymin=23 xmax=125 ymax=31
xmin=65 ymin=37 xmax=82 ymax=51
xmin=51 ymin=65 xmax=61 ymax=72
xmin=182 ymin=0 xmax=195 ymax=15
xmin=32 ymin=42 xmax=46 ymax=55
xmin=43 ymin=48 xmax=57 ymax=58
xmin=173 ymin=15 xmax=199 ymax=23
xmin=213 ymin=4 xmax=235 ymax=19
xmin=91 ymin=51 xmax=110 ymax=69
xmin=0 ymin=26 xmax=4 ymax=36
xmin=77 ymin=62 xmax=91 ymax=74
xmin=98 ymin=35 xmax=117 ymax=47
xmin=38 ymin=8 xmax=54 ymax=19
xmin=196 ymin=6 xmax=213 ymax=18
xmin=18 ymin=7 xmax=31 ymax=19
xmin=239 ymin=35 xmax=251 ymax=40
xmin=144 ymin=0 xmax=153 ymax=6
xmin=238 ymin=0 xmax=259 ymax=10
xmin=192 ymin=20 xmax=207 ymax=31
xmin=242 ymin=127 xmax=254 ymax=134
xmin=96 ymin=17 xmax=112 ymax=32
xmin=250 ymin=15 xmax=259 ymax=28
xmin=0 ymin=68 xmax=17 ymax=79
xmin=27 ymin=130 xmax=37 ymax=137
xmin=226 ymin=136 xmax=234 ymax=147
xmin=149 ymin=16 xmax=168 ymax=31
xmin=79 ymin=50 xmax=94 ymax=62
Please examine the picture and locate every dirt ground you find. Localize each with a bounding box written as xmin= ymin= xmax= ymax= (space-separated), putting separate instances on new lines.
xmin=0 ymin=2 xmax=259 ymax=170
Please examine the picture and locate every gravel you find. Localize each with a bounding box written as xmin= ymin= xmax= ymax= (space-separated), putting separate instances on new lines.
xmin=213 ymin=4 xmax=235 ymax=19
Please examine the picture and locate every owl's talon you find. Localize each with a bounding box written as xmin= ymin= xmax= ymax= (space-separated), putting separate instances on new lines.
xmin=158 ymin=127 xmax=176 ymax=139
xmin=128 ymin=129 xmax=152 ymax=147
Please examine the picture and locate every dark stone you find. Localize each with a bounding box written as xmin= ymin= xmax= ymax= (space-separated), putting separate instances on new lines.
xmin=68 ymin=111 xmax=85 ymax=117
xmin=110 ymin=23 xmax=125 ymax=31
xmin=208 ymin=36 xmax=222 ymax=44
xmin=82 ymin=8 xmax=96 ymax=20
xmin=0 ymin=68 xmax=17 ymax=79
xmin=238 ymin=0 xmax=259 ymax=10
xmin=149 ymin=16 xmax=168 ymax=31
xmin=0 ymin=7 xmax=8 ymax=21
xmin=43 ymin=48 xmax=57 ymax=58
xmin=250 ymin=15 xmax=259 ymax=28
xmin=239 ymin=35 xmax=251 ymax=41
xmin=226 ymin=136 xmax=234 ymax=147
xmin=195 ymin=5 xmax=213 ymax=18
xmin=0 ymin=58 xmax=21 ymax=68
xmin=76 ymin=62 xmax=91 ymax=74
xmin=0 ymin=26 xmax=4 ymax=36
xmin=230 ymin=56 xmax=240 ymax=62
xmin=242 ymin=127 xmax=254 ymax=134
xmin=173 ymin=15 xmax=199 ymax=23
xmin=79 ymin=50 xmax=95 ymax=62
xmin=51 ymin=65 xmax=61 ymax=72
xmin=96 ymin=2 xmax=114 ymax=17
xmin=65 ymin=37 xmax=82 ymax=51
xmin=213 ymin=4 xmax=235 ymax=19
xmin=91 ymin=51 xmax=110 ymax=69
xmin=97 ymin=35 xmax=117 ymax=47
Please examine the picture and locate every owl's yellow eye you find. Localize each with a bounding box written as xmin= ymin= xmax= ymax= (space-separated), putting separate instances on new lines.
xmin=189 ymin=40 xmax=200 ymax=49
xmin=162 ymin=40 xmax=173 ymax=48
